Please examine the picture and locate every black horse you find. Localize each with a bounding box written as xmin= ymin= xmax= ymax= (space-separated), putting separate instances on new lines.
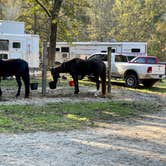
xmin=0 ymin=59 xmax=30 ymax=98
xmin=51 ymin=58 xmax=106 ymax=96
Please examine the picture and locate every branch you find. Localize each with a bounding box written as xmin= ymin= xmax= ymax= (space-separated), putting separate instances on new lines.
xmin=35 ymin=0 xmax=51 ymax=17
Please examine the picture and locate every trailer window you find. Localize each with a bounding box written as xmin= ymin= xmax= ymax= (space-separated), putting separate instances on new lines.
xmin=56 ymin=48 xmax=60 ymax=51
xmin=112 ymin=49 xmax=116 ymax=53
xmin=0 ymin=40 xmax=9 ymax=51
xmin=13 ymin=42 xmax=21 ymax=48
xmin=131 ymin=48 xmax=140 ymax=52
xmin=0 ymin=54 xmax=8 ymax=59
xmin=61 ymin=47 xmax=69 ymax=52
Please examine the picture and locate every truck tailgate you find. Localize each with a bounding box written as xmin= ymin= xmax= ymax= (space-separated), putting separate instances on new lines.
xmin=151 ymin=65 xmax=165 ymax=74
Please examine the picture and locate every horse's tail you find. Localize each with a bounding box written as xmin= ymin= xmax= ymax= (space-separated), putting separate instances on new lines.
xmin=22 ymin=62 xmax=30 ymax=98
xmin=100 ymin=63 xmax=106 ymax=96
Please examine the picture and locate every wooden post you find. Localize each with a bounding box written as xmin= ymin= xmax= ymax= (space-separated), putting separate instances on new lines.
xmin=42 ymin=41 xmax=47 ymax=96
xmin=107 ymin=47 xmax=112 ymax=93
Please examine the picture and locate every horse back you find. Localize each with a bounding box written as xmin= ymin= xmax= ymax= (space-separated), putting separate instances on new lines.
xmin=63 ymin=58 xmax=106 ymax=75
xmin=0 ymin=59 xmax=29 ymax=76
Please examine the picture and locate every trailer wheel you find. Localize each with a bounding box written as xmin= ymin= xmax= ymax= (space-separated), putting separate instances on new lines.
xmin=125 ymin=74 xmax=138 ymax=88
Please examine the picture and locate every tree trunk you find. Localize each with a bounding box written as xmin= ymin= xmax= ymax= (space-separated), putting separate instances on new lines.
xmin=48 ymin=0 xmax=63 ymax=67
xmin=48 ymin=22 xmax=57 ymax=67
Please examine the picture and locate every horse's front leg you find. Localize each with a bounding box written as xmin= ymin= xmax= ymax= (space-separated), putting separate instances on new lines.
xmin=72 ymin=74 xmax=79 ymax=94
xmin=15 ymin=76 xmax=22 ymax=97
xmin=95 ymin=75 xmax=100 ymax=96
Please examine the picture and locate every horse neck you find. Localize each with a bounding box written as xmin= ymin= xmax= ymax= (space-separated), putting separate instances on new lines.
xmin=0 ymin=59 xmax=4 ymax=65
xmin=55 ymin=65 xmax=64 ymax=73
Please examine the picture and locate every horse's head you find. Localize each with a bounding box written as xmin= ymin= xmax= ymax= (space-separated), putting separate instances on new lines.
xmin=50 ymin=68 xmax=60 ymax=89
xmin=50 ymin=68 xmax=60 ymax=82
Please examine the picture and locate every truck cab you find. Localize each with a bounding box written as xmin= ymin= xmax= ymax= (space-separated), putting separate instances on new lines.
xmin=130 ymin=56 xmax=158 ymax=64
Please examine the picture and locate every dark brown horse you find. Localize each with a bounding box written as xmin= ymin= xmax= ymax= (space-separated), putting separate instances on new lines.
xmin=0 ymin=59 xmax=30 ymax=98
xmin=50 ymin=58 xmax=106 ymax=96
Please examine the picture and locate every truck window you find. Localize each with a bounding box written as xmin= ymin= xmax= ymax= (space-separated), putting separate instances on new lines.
xmin=115 ymin=55 xmax=128 ymax=62
xmin=88 ymin=53 xmax=108 ymax=62
xmin=147 ymin=58 xmax=156 ymax=64
xmin=0 ymin=40 xmax=9 ymax=51
xmin=13 ymin=42 xmax=21 ymax=48
xmin=133 ymin=57 xmax=146 ymax=63
xmin=127 ymin=56 xmax=135 ymax=61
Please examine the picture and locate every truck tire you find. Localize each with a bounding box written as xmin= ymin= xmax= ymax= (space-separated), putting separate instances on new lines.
xmin=125 ymin=74 xmax=138 ymax=88
xmin=142 ymin=79 xmax=158 ymax=88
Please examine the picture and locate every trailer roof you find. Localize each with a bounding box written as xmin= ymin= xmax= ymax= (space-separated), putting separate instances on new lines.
xmin=56 ymin=41 xmax=147 ymax=46
xmin=0 ymin=33 xmax=39 ymax=38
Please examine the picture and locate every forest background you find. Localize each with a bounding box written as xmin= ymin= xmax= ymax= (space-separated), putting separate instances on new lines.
xmin=0 ymin=0 xmax=166 ymax=61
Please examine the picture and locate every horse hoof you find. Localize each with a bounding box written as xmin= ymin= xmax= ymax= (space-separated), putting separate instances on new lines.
xmin=101 ymin=94 xmax=106 ymax=98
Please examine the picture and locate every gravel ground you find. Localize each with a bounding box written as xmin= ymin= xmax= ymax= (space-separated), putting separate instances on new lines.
xmin=0 ymin=87 xmax=166 ymax=166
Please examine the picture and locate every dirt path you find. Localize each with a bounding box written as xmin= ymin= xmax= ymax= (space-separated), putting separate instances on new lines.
xmin=0 ymin=109 xmax=165 ymax=166
xmin=0 ymin=87 xmax=165 ymax=166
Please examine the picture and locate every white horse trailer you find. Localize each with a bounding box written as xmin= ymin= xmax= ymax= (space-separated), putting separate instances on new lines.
xmin=55 ymin=42 xmax=147 ymax=63
xmin=0 ymin=20 xmax=39 ymax=68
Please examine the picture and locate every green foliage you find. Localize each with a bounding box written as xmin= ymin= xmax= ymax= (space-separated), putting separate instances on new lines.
xmin=2 ymin=0 xmax=166 ymax=59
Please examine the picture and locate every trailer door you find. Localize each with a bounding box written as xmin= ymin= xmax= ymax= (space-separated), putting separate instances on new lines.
xmin=0 ymin=39 xmax=9 ymax=59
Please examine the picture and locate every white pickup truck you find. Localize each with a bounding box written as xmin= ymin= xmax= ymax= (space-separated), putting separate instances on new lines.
xmin=88 ymin=53 xmax=165 ymax=88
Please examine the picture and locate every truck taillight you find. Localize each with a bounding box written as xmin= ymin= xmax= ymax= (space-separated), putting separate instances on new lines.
xmin=147 ymin=66 xmax=152 ymax=73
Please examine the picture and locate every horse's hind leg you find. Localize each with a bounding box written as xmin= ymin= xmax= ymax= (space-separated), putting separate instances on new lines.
xmin=0 ymin=77 xmax=2 ymax=97
xmin=15 ymin=76 xmax=22 ymax=97
xmin=22 ymin=75 xmax=30 ymax=98
xmin=100 ymin=74 xmax=106 ymax=97
xmin=0 ymin=88 xmax=2 ymax=97
xmin=72 ymin=74 xmax=79 ymax=94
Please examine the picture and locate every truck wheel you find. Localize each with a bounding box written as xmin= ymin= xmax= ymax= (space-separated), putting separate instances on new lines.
xmin=125 ymin=74 xmax=138 ymax=88
xmin=142 ymin=80 xmax=158 ymax=88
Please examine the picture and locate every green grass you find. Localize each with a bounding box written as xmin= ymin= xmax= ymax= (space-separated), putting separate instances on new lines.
xmin=125 ymin=79 xmax=166 ymax=95
xmin=0 ymin=101 xmax=161 ymax=133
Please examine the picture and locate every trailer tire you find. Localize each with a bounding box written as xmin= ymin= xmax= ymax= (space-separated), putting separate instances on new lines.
xmin=125 ymin=74 xmax=138 ymax=88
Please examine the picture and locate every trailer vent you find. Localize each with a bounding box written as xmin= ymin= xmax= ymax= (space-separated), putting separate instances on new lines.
xmin=62 ymin=53 xmax=67 ymax=58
